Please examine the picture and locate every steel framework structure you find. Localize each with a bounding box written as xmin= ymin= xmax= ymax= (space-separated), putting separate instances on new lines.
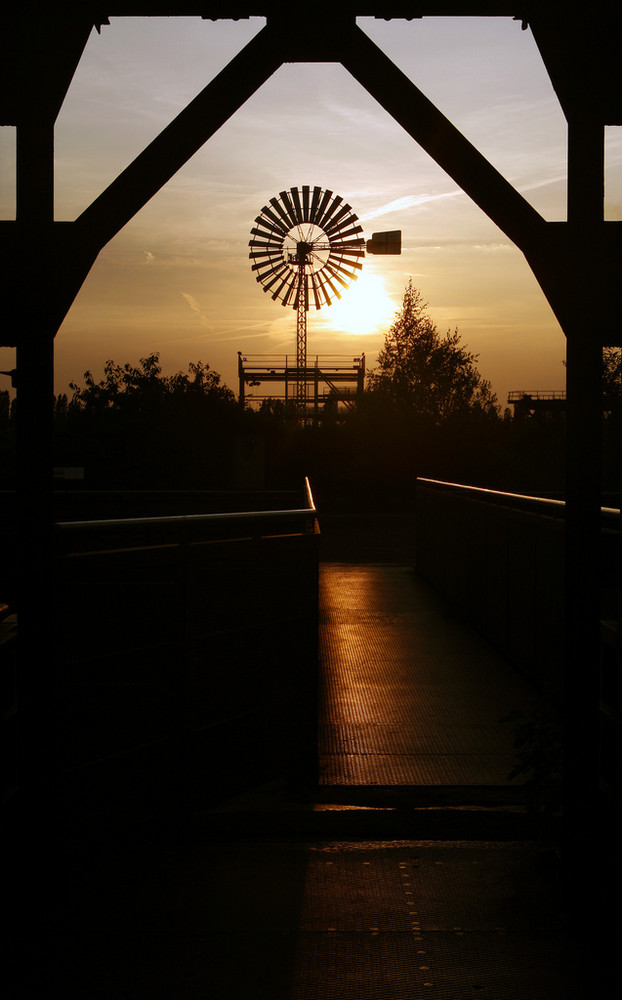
xmin=238 ymin=352 xmax=366 ymax=419
xmin=1 ymin=3 xmax=621 ymax=962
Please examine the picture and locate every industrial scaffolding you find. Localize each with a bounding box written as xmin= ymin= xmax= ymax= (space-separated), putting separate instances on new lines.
xmin=238 ymin=352 xmax=365 ymax=420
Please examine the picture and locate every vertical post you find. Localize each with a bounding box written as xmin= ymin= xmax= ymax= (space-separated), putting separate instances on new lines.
xmin=314 ymin=359 xmax=319 ymax=425
xmin=238 ymin=351 xmax=245 ymax=409
xmin=14 ymin=111 xmax=59 ymax=928
xmin=563 ymin=113 xmax=604 ymax=966
xmin=563 ymin=326 xmax=603 ymax=820
xmin=16 ymin=119 xmax=55 ymax=224
xmin=567 ymin=117 xmax=604 ymax=228
xmin=16 ymin=325 xmax=56 ymax=793
xmin=358 ymin=353 xmax=366 ymax=402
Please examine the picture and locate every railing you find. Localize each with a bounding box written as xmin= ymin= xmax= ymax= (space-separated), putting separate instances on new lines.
xmin=507 ymin=390 xmax=567 ymax=401
xmin=51 ymin=479 xmax=320 ymax=847
xmin=415 ymin=478 xmax=620 ymax=692
xmin=55 ymin=486 xmax=319 ymax=553
xmin=416 ymin=477 xmax=620 ymax=525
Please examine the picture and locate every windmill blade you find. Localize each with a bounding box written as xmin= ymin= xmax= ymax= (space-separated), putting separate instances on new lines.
xmin=250 ymin=254 xmax=286 ymax=269
xmin=332 ymin=238 xmax=366 ymax=253
xmin=248 ymin=239 xmax=283 ymax=253
xmin=315 ymin=272 xmax=333 ymax=307
xmin=281 ymin=274 xmax=298 ymax=307
xmin=323 ymin=262 xmax=351 ymax=289
xmin=317 ymin=193 xmax=343 ymax=230
xmin=250 ymin=252 xmax=284 ymax=268
xmin=310 ymin=186 xmax=323 ymax=224
xmin=270 ymin=196 xmax=291 ymax=227
xmin=323 ymin=203 xmax=352 ymax=234
xmin=249 ymin=247 xmax=285 ymax=264
xmin=290 ymin=187 xmax=304 ymax=225
xmin=317 ymin=194 xmax=343 ymax=230
xmin=255 ymin=260 xmax=288 ymax=282
xmin=330 ymin=234 xmax=365 ymax=252
xmin=280 ymin=190 xmax=299 ymax=228
xmin=324 ymin=214 xmax=361 ymax=238
xmin=251 ymin=258 xmax=284 ymax=274
xmin=329 ymin=253 xmax=364 ymax=273
xmin=271 ymin=271 xmax=294 ymax=301
xmin=322 ymin=273 xmax=343 ymax=302
xmin=250 ymin=225 xmax=284 ymax=244
xmin=328 ymin=226 xmax=364 ymax=247
xmin=309 ymin=271 xmax=322 ymax=310
xmin=313 ymin=188 xmax=333 ymax=226
xmin=259 ymin=205 xmax=289 ymax=234
xmin=254 ymin=214 xmax=288 ymax=239
xmin=262 ymin=268 xmax=289 ymax=293
xmin=249 ymin=243 xmax=283 ymax=261
xmin=327 ymin=222 xmax=364 ymax=242
xmin=302 ymin=185 xmax=310 ymax=222
xmin=324 ymin=261 xmax=359 ymax=290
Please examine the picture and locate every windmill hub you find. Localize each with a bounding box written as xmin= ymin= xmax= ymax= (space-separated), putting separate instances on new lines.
xmin=295 ymin=241 xmax=313 ymax=261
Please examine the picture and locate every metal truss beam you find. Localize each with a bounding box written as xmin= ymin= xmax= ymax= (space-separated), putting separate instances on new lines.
xmin=76 ymin=24 xmax=283 ymax=250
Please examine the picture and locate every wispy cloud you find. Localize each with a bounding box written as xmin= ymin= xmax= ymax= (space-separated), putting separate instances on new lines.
xmin=181 ymin=292 xmax=212 ymax=329
xmin=361 ymin=191 xmax=462 ymax=222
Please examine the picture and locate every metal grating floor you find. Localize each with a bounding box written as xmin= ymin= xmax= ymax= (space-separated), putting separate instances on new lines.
xmin=55 ymin=837 xmax=572 ymax=1000
xmin=37 ymin=564 xmax=575 ymax=999
xmin=318 ymin=564 xmax=537 ymax=791
xmin=287 ymin=842 xmax=567 ymax=1000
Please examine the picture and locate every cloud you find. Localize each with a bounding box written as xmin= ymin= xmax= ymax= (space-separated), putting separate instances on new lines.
xmin=361 ymin=191 xmax=462 ymax=222
xmin=181 ymin=291 xmax=212 ymax=328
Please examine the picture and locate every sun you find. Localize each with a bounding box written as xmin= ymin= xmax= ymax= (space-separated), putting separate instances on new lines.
xmin=325 ymin=270 xmax=396 ymax=336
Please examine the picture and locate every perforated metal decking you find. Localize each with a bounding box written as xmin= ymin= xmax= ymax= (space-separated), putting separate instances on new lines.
xmin=318 ymin=564 xmax=536 ymax=794
xmin=43 ymin=565 xmax=573 ymax=1000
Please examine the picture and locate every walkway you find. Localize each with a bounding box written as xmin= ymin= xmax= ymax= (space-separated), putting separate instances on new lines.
xmin=14 ymin=562 xmax=578 ymax=999
xmin=319 ymin=562 xmax=537 ymax=796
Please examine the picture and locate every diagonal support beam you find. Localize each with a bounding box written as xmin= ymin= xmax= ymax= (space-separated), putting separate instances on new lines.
xmin=340 ymin=24 xmax=546 ymax=256
xmin=76 ymin=24 xmax=284 ymax=252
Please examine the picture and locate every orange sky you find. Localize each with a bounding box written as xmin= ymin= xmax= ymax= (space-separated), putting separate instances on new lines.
xmin=1 ymin=16 xmax=620 ymax=406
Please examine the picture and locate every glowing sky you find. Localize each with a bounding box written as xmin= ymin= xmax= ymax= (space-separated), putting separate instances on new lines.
xmin=1 ymin=15 xmax=620 ymax=405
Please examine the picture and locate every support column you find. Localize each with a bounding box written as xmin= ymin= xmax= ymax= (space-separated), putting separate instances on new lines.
xmin=14 ymin=109 xmax=59 ymax=943
xmin=562 ymin=112 xmax=605 ymax=981
xmin=16 ymin=119 xmax=54 ymax=224
xmin=563 ymin=325 xmax=603 ymax=816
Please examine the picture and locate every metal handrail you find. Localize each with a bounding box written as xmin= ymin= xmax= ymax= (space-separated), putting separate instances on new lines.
xmin=417 ymin=478 xmax=620 ymax=527
xmin=507 ymin=390 xmax=567 ymax=401
xmin=56 ymin=507 xmax=316 ymax=532
xmin=56 ymin=477 xmax=318 ymax=550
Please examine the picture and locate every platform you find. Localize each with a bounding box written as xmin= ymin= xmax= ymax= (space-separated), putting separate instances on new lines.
xmin=319 ymin=563 xmax=537 ymax=796
xmin=10 ymin=564 xmax=583 ymax=998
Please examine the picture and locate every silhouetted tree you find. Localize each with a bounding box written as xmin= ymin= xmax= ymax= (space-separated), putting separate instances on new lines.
xmin=68 ymin=354 xmax=234 ymax=411
xmin=57 ymin=354 xmax=238 ymax=488
xmin=602 ymin=347 xmax=621 ymax=497
xmin=603 ymin=347 xmax=621 ymax=416
xmin=367 ymin=280 xmax=499 ymax=423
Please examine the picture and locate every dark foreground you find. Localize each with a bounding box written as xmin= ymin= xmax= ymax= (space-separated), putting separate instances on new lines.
xmin=8 ymin=557 xmax=612 ymax=998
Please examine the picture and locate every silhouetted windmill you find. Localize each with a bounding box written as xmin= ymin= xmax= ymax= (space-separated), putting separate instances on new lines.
xmin=249 ymin=185 xmax=401 ymax=411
